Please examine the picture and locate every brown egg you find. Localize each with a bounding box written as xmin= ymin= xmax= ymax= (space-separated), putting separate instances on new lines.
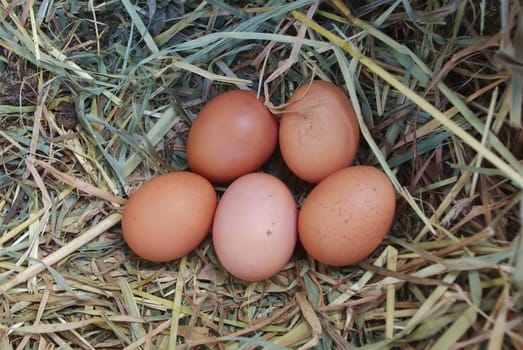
xmin=298 ymin=166 xmax=395 ymax=266
xmin=122 ymin=171 xmax=217 ymax=262
xmin=187 ymin=90 xmax=278 ymax=183
xmin=279 ymin=80 xmax=360 ymax=183
xmin=212 ymin=173 xmax=297 ymax=281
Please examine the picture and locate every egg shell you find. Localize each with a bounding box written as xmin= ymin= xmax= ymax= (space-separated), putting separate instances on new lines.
xmin=279 ymin=80 xmax=360 ymax=183
xmin=212 ymin=173 xmax=297 ymax=281
xmin=298 ymin=166 xmax=395 ymax=266
xmin=122 ymin=171 xmax=217 ymax=262
xmin=187 ymin=90 xmax=278 ymax=183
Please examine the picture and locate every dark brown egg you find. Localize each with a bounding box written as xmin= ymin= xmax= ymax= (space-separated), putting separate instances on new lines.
xmin=187 ymin=90 xmax=278 ymax=183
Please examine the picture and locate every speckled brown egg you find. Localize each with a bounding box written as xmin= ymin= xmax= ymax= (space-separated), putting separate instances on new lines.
xmin=279 ymin=80 xmax=360 ymax=183
xmin=212 ymin=173 xmax=297 ymax=281
xmin=122 ymin=171 xmax=217 ymax=262
xmin=298 ymin=166 xmax=395 ymax=266
xmin=187 ymin=90 xmax=278 ymax=183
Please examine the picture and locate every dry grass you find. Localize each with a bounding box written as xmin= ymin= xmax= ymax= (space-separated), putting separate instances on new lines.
xmin=1 ymin=0 xmax=522 ymax=349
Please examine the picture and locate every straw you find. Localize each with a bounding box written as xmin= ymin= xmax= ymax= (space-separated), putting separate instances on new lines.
xmin=1 ymin=1 xmax=521 ymax=348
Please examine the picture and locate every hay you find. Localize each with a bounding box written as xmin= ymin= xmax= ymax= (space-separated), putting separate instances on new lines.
xmin=1 ymin=0 xmax=522 ymax=349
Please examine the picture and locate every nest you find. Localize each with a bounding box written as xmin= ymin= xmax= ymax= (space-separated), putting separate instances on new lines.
xmin=1 ymin=0 xmax=522 ymax=349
